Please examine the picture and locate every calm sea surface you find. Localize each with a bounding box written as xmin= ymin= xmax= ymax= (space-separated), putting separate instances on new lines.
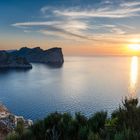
xmin=0 ymin=56 xmax=140 ymax=120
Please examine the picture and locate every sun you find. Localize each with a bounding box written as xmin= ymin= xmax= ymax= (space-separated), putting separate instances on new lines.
xmin=128 ymin=44 xmax=140 ymax=51
xmin=128 ymin=38 xmax=140 ymax=51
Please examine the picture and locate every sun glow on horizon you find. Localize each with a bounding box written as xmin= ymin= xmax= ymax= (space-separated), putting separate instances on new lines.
xmin=128 ymin=38 xmax=140 ymax=52
xmin=128 ymin=44 xmax=140 ymax=51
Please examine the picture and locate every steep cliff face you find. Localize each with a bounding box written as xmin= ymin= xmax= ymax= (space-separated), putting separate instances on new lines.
xmin=12 ymin=47 xmax=64 ymax=65
xmin=44 ymin=48 xmax=64 ymax=64
xmin=0 ymin=51 xmax=32 ymax=69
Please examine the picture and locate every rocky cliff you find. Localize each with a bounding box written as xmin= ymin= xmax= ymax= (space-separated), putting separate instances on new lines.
xmin=12 ymin=47 xmax=64 ymax=65
xmin=0 ymin=104 xmax=33 ymax=140
xmin=0 ymin=51 xmax=32 ymax=69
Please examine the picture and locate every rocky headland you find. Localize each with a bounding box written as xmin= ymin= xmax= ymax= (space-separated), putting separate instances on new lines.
xmin=0 ymin=47 xmax=64 ymax=69
xmin=12 ymin=47 xmax=64 ymax=65
xmin=0 ymin=51 xmax=32 ymax=69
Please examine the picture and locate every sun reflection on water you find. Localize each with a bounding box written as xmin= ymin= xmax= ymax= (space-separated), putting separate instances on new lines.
xmin=129 ymin=56 xmax=138 ymax=97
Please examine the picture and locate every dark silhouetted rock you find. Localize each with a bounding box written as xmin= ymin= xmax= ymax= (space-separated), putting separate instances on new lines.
xmin=12 ymin=47 xmax=64 ymax=65
xmin=0 ymin=51 xmax=32 ymax=69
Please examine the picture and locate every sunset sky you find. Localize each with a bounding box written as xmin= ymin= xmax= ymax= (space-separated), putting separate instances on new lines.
xmin=0 ymin=0 xmax=140 ymax=56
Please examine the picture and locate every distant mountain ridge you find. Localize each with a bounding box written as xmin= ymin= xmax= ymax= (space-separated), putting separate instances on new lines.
xmin=11 ymin=47 xmax=64 ymax=65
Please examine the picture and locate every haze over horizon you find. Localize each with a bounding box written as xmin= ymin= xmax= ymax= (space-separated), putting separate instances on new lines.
xmin=0 ymin=0 xmax=140 ymax=56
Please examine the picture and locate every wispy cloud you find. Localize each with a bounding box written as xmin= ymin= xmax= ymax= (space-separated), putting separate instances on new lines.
xmin=12 ymin=20 xmax=90 ymax=40
xmin=12 ymin=21 xmax=61 ymax=27
xmin=12 ymin=1 xmax=140 ymax=43
xmin=53 ymin=2 xmax=140 ymax=18
xmin=120 ymin=1 xmax=140 ymax=7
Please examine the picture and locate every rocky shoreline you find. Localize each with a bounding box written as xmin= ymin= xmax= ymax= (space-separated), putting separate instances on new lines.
xmin=0 ymin=104 xmax=33 ymax=139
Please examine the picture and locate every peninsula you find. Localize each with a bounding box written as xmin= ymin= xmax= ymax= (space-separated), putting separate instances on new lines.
xmin=0 ymin=47 xmax=64 ymax=69
xmin=11 ymin=47 xmax=64 ymax=65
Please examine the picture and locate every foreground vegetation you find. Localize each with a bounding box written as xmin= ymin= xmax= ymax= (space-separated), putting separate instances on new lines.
xmin=6 ymin=98 xmax=140 ymax=140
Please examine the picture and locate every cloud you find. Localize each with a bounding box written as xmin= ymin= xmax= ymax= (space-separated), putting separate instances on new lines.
xmin=53 ymin=4 xmax=140 ymax=18
xmin=12 ymin=20 xmax=91 ymax=40
xmin=111 ymin=28 xmax=126 ymax=35
xmin=40 ymin=6 xmax=52 ymax=14
xmin=12 ymin=1 xmax=140 ymax=43
xmin=39 ymin=1 xmax=140 ymax=19
xmin=12 ymin=21 xmax=61 ymax=27
xmin=120 ymin=1 xmax=140 ymax=7
xmin=40 ymin=29 xmax=94 ymax=41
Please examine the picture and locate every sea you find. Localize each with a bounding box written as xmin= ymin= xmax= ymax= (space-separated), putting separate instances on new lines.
xmin=0 ymin=56 xmax=139 ymax=120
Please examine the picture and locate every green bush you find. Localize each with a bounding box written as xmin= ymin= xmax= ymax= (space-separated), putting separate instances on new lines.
xmin=6 ymin=132 xmax=20 ymax=140
xmin=88 ymin=111 xmax=107 ymax=133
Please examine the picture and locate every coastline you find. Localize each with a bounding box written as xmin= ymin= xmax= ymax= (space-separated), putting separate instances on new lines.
xmin=0 ymin=103 xmax=33 ymax=139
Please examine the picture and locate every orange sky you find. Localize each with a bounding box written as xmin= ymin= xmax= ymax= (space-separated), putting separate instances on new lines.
xmin=1 ymin=37 xmax=140 ymax=56
xmin=0 ymin=32 xmax=140 ymax=56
